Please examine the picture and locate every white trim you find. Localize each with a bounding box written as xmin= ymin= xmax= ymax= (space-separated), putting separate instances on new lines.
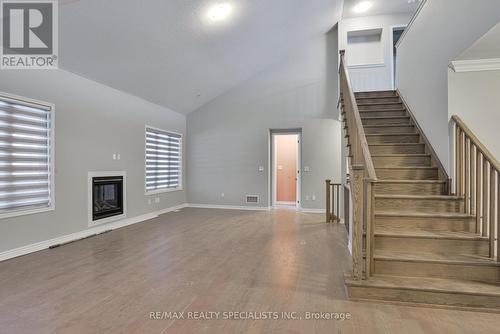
xmin=347 ymin=63 xmax=385 ymax=69
xmin=300 ymin=208 xmax=326 ymax=214
xmin=0 ymin=203 xmax=188 ymax=262
xmin=88 ymin=171 xmax=127 ymax=227
xmin=395 ymin=0 xmax=428 ymax=49
xmin=450 ymin=58 xmax=500 ymax=73
xmin=0 ymin=91 xmax=55 ymax=220
xmin=276 ymin=201 xmax=295 ymax=205
xmin=144 ymin=125 xmax=183 ymax=195
xmin=188 ymin=203 xmax=271 ymax=211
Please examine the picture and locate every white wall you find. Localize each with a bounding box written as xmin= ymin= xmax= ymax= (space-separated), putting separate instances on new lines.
xmin=339 ymin=13 xmax=411 ymax=92
xmin=448 ymin=69 xmax=500 ymax=159
xmin=396 ymin=0 xmax=500 ymax=174
xmin=187 ymin=30 xmax=342 ymax=210
xmin=0 ymin=70 xmax=186 ymax=254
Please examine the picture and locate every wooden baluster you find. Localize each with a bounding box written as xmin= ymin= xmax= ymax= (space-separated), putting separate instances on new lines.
xmin=351 ymin=166 xmax=364 ymax=280
xmin=336 ymin=184 xmax=340 ymax=222
xmin=325 ymin=180 xmax=331 ymax=223
xmin=497 ymin=174 xmax=500 ymax=261
xmin=483 ymin=161 xmax=489 ymax=237
xmin=465 ymin=137 xmax=470 ymax=213
xmin=470 ymin=145 xmax=476 ymax=215
xmin=365 ymin=181 xmax=374 ymax=277
xmin=476 ymin=151 xmax=482 ymax=234
xmin=457 ymin=128 xmax=463 ymax=196
xmin=490 ymin=168 xmax=496 ymax=258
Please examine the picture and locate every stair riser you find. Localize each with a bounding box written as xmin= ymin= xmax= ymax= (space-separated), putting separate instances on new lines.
xmin=355 ymin=91 xmax=397 ymax=98
xmin=369 ymin=144 xmax=426 ymax=154
xmin=358 ymin=104 xmax=404 ymax=111
xmin=372 ymin=156 xmax=431 ymax=167
xmin=376 ymin=169 xmax=439 ymax=180
xmin=374 ymin=182 xmax=444 ymax=195
xmin=347 ymin=285 xmax=500 ymax=308
xmin=356 ymin=97 xmax=401 ymax=104
xmin=375 ymin=216 xmax=475 ymax=232
xmin=374 ymin=259 xmax=500 ymax=282
xmin=364 ymin=126 xmax=415 ymax=134
xmin=374 ymin=236 xmax=488 ymax=256
xmin=367 ymin=134 xmax=420 ymax=144
xmin=362 ymin=118 xmax=411 ymax=126
xmin=375 ymin=198 xmax=463 ymax=213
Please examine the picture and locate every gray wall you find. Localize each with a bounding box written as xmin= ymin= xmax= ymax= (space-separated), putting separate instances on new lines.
xmin=448 ymin=69 xmax=500 ymax=159
xmin=187 ymin=30 xmax=342 ymax=210
xmin=0 ymin=70 xmax=186 ymax=253
xmin=396 ymin=0 xmax=500 ymax=173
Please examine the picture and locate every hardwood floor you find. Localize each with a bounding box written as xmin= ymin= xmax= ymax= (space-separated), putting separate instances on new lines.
xmin=0 ymin=208 xmax=499 ymax=333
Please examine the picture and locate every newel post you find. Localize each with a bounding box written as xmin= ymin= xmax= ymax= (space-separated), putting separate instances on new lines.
xmin=350 ymin=165 xmax=364 ymax=280
xmin=325 ymin=180 xmax=331 ymax=223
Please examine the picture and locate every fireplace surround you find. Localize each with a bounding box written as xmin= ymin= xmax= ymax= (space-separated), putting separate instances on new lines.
xmin=88 ymin=171 xmax=126 ymax=226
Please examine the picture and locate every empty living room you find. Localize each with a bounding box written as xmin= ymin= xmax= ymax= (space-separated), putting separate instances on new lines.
xmin=1 ymin=0 xmax=500 ymax=333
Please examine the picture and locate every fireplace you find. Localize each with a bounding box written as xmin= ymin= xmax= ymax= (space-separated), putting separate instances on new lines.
xmin=89 ymin=172 xmax=126 ymax=225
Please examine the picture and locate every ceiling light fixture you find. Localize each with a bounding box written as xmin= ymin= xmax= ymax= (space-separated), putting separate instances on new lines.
xmin=207 ymin=3 xmax=232 ymax=21
xmin=352 ymin=1 xmax=373 ymax=14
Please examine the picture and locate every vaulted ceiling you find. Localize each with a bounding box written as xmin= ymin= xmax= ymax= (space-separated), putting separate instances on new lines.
xmin=59 ymin=0 xmax=344 ymax=114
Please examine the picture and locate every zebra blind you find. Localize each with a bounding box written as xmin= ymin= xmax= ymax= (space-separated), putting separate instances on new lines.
xmin=145 ymin=127 xmax=182 ymax=193
xmin=0 ymin=95 xmax=53 ymax=216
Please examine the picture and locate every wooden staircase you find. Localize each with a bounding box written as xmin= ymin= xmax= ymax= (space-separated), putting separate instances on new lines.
xmin=343 ymin=90 xmax=500 ymax=310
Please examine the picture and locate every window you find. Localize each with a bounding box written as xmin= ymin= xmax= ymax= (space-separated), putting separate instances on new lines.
xmin=0 ymin=93 xmax=54 ymax=218
xmin=145 ymin=127 xmax=182 ymax=194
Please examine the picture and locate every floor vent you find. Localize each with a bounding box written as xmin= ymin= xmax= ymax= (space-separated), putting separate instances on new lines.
xmin=245 ymin=195 xmax=259 ymax=204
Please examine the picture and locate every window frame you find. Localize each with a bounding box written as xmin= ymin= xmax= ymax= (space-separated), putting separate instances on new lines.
xmin=144 ymin=125 xmax=183 ymax=195
xmin=0 ymin=91 xmax=55 ymax=220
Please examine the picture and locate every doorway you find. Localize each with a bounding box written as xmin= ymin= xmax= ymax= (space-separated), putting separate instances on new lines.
xmin=391 ymin=26 xmax=406 ymax=89
xmin=270 ymin=130 xmax=301 ymax=209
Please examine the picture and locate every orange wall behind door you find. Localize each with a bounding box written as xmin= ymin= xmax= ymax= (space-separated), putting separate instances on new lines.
xmin=276 ymin=135 xmax=297 ymax=203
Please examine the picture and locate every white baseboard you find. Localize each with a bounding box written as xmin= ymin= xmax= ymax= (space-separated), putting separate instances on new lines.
xmin=0 ymin=203 xmax=188 ymax=263
xmin=300 ymin=208 xmax=326 ymax=214
xmin=187 ymin=203 xmax=271 ymax=211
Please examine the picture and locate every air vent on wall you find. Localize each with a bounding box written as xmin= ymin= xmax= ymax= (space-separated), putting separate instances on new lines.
xmin=245 ymin=195 xmax=259 ymax=204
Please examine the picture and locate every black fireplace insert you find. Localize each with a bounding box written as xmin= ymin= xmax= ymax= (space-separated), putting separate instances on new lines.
xmin=92 ymin=176 xmax=124 ymax=221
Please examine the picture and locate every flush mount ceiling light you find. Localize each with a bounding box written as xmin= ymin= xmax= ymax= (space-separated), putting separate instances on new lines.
xmin=352 ymin=1 xmax=373 ymax=14
xmin=207 ymin=3 xmax=232 ymax=21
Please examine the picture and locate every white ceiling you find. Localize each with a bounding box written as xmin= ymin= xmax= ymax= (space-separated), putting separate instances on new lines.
xmin=342 ymin=0 xmax=419 ymax=18
xmin=457 ymin=22 xmax=500 ymax=60
xmin=59 ymin=0 xmax=344 ymax=114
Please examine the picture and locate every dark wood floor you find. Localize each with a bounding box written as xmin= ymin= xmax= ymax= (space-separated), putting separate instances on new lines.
xmin=0 ymin=208 xmax=499 ymax=333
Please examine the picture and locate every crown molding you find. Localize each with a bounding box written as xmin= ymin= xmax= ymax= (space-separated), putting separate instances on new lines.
xmin=450 ymin=58 xmax=500 ymax=73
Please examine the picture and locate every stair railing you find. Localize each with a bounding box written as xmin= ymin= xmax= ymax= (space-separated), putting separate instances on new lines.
xmin=325 ymin=180 xmax=341 ymax=223
xmin=339 ymin=50 xmax=378 ymax=279
xmin=452 ymin=115 xmax=499 ymax=260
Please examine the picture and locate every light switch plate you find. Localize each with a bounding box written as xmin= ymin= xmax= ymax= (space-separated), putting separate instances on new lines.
xmin=304 ymin=166 xmax=310 ymax=172
xmin=258 ymin=166 xmax=264 ymax=172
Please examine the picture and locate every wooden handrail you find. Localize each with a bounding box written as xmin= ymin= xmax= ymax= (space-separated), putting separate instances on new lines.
xmin=452 ymin=115 xmax=500 ymax=172
xmin=339 ymin=50 xmax=377 ymax=280
xmin=339 ymin=50 xmax=377 ymax=182
xmin=452 ymin=115 xmax=499 ymax=261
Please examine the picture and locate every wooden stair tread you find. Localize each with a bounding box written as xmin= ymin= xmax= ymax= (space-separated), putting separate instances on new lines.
xmin=375 ymin=211 xmax=472 ymax=218
xmin=374 ymin=250 xmax=500 ymax=266
xmin=375 ymin=194 xmax=462 ymax=200
xmin=361 ymin=116 xmax=409 ymax=120
xmin=363 ymin=124 xmax=413 ymax=128
xmin=375 ymin=179 xmax=444 ymax=184
xmin=358 ymin=101 xmax=402 ymax=106
xmin=376 ymin=166 xmax=437 ymax=169
xmin=374 ymin=227 xmax=487 ymax=240
xmin=371 ymin=154 xmax=430 ymax=157
xmin=345 ymin=275 xmax=500 ymax=297
xmin=369 ymin=143 xmax=424 ymax=146
xmin=366 ymin=133 xmax=419 ymax=136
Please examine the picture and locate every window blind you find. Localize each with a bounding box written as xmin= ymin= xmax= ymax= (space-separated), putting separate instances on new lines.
xmin=145 ymin=127 xmax=182 ymax=192
xmin=0 ymin=96 xmax=53 ymax=215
